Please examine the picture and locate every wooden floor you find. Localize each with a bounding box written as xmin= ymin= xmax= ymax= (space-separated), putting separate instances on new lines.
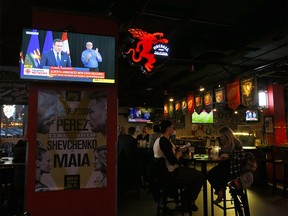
xmin=117 ymin=183 xmax=288 ymax=216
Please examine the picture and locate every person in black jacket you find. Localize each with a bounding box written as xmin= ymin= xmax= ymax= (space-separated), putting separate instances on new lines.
xmin=153 ymin=120 xmax=204 ymax=212
xmin=117 ymin=127 xmax=141 ymax=192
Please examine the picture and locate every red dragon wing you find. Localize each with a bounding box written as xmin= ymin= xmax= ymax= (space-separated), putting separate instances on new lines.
xmin=128 ymin=28 xmax=149 ymax=39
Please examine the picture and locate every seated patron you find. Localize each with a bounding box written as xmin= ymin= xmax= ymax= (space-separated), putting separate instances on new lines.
xmin=207 ymin=126 xmax=245 ymax=203
xmin=153 ymin=120 xmax=204 ymax=211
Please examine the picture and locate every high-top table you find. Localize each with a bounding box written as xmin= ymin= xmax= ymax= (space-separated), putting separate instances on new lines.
xmin=182 ymin=154 xmax=220 ymax=216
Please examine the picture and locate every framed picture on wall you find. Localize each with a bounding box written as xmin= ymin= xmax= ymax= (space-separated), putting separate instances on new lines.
xmin=264 ymin=116 xmax=274 ymax=133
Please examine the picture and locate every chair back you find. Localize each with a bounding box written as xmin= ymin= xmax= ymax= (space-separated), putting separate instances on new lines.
xmin=147 ymin=157 xmax=169 ymax=202
xmin=258 ymin=146 xmax=274 ymax=162
xmin=153 ymin=157 xmax=168 ymax=175
xmin=279 ymin=147 xmax=288 ymax=166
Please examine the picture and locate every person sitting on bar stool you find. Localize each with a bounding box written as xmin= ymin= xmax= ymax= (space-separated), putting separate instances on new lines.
xmin=153 ymin=120 xmax=204 ymax=212
xmin=206 ymin=126 xmax=256 ymax=203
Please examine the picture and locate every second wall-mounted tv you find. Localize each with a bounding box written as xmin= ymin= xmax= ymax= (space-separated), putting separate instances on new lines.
xmin=20 ymin=28 xmax=115 ymax=84
xmin=245 ymin=109 xmax=259 ymax=122
xmin=192 ymin=110 xmax=214 ymax=124
xmin=128 ymin=107 xmax=154 ymax=123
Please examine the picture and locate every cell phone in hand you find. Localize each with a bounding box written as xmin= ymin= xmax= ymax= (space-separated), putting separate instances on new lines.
xmin=181 ymin=143 xmax=191 ymax=149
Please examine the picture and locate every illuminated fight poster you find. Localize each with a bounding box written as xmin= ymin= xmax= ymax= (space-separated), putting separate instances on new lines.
xmin=35 ymin=89 xmax=107 ymax=192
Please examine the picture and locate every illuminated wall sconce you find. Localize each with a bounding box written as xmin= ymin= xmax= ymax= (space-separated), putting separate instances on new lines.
xmin=258 ymin=90 xmax=268 ymax=109
xmin=169 ymin=97 xmax=174 ymax=102
xmin=3 ymin=105 xmax=15 ymax=119
xmin=199 ymin=86 xmax=205 ymax=92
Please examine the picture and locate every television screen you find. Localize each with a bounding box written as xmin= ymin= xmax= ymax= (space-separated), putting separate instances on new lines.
xmin=128 ymin=107 xmax=153 ymax=123
xmin=245 ymin=109 xmax=259 ymax=122
xmin=20 ymin=28 xmax=115 ymax=84
xmin=192 ymin=110 xmax=213 ymax=124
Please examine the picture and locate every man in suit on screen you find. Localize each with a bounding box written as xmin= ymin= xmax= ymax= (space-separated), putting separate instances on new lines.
xmin=40 ymin=38 xmax=71 ymax=68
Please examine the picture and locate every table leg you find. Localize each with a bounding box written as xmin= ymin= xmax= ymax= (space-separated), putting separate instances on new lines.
xmin=201 ymin=162 xmax=208 ymax=216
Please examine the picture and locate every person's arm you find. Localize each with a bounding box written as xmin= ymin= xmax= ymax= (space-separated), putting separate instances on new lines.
xmin=95 ymin=48 xmax=102 ymax=62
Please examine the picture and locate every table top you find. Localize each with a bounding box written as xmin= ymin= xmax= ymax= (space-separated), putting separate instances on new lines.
xmin=181 ymin=154 xmax=222 ymax=162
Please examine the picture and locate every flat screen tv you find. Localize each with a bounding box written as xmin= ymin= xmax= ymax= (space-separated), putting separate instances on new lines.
xmin=192 ymin=110 xmax=213 ymax=124
xmin=20 ymin=28 xmax=115 ymax=84
xmin=128 ymin=107 xmax=153 ymax=123
xmin=245 ymin=109 xmax=259 ymax=122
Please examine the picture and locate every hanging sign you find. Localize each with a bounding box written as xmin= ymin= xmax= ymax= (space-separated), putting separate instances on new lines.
xmin=164 ymin=103 xmax=169 ymax=118
xmin=187 ymin=93 xmax=195 ymax=113
xmin=214 ymin=86 xmax=226 ymax=110
xmin=175 ymin=100 xmax=182 ymax=119
xmin=181 ymin=98 xmax=188 ymax=116
xmin=195 ymin=94 xmax=203 ymax=114
xmin=241 ymin=76 xmax=257 ymax=108
xmin=168 ymin=101 xmax=174 ymax=118
xmin=204 ymin=90 xmax=213 ymax=113
xmin=123 ymin=28 xmax=169 ymax=74
xmin=226 ymin=78 xmax=241 ymax=110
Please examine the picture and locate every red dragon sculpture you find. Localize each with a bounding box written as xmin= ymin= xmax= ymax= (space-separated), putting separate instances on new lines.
xmin=124 ymin=28 xmax=169 ymax=73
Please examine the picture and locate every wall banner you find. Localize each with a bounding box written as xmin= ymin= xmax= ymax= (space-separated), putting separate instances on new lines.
xmin=168 ymin=101 xmax=174 ymax=119
xmin=187 ymin=93 xmax=195 ymax=113
xmin=241 ymin=76 xmax=257 ymax=108
xmin=163 ymin=103 xmax=169 ymax=118
xmin=36 ymin=89 xmax=107 ymax=192
xmin=175 ymin=100 xmax=182 ymax=119
xmin=226 ymin=78 xmax=241 ymax=110
xmin=214 ymin=86 xmax=226 ymax=110
xmin=203 ymin=90 xmax=213 ymax=113
xmin=181 ymin=98 xmax=188 ymax=116
xmin=194 ymin=94 xmax=203 ymax=114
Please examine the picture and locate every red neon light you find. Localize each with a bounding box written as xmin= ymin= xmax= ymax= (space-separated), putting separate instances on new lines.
xmin=125 ymin=28 xmax=169 ymax=73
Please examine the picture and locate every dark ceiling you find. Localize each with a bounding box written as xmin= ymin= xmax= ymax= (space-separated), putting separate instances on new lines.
xmin=1 ymin=0 xmax=287 ymax=108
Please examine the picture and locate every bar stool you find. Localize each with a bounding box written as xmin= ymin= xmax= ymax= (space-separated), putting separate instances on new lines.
xmin=279 ymin=147 xmax=288 ymax=198
xmin=148 ymin=157 xmax=192 ymax=216
xmin=258 ymin=145 xmax=283 ymax=193
xmin=210 ymin=180 xmax=250 ymax=216
xmin=156 ymin=183 xmax=191 ymax=216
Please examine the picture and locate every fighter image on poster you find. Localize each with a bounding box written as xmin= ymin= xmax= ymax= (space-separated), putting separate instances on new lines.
xmin=35 ymin=89 xmax=107 ymax=191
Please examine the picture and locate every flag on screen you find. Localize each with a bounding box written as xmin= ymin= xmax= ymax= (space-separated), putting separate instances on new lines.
xmin=42 ymin=30 xmax=54 ymax=53
xmin=62 ymin=32 xmax=70 ymax=55
xmin=24 ymin=29 xmax=41 ymax=68
xmin=62 ymin=32 xmax=71 ymax=64
xmin=19 ymin=51 xmax=24 ymax=72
